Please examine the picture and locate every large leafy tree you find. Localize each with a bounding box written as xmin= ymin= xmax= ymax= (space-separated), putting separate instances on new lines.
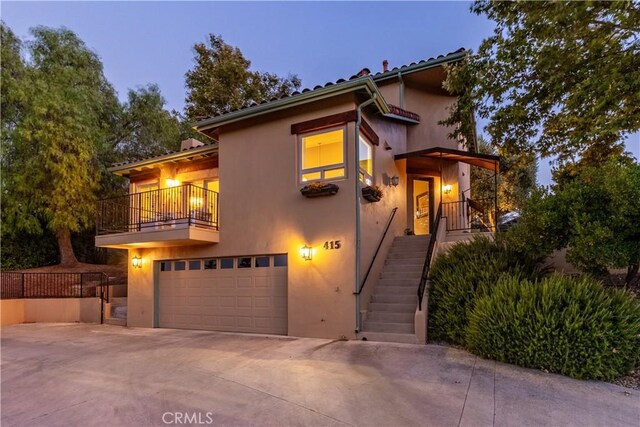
xmin=471 ymin=137 xmax=537 ymax=214
xmin=443 ymin=1 xmax=640 ymax=174
xmin=509 ymin=158 xmax=640 ymax=285
xmin=2 ymin=26 xmax=119 ymax=266
xmin=185 ymin=34 xmax=301 ymax=119
xmin=115 ymin=84 xmax=182 ymax=161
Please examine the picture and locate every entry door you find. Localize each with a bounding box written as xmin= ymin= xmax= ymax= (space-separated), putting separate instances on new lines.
xmin=411 ymin=178 xmax=434 ymax=235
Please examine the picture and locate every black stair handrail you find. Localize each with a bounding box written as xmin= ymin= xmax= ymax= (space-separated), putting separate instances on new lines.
xmin=417 ymin=203 xmax=442 ymax=310
xmin=355 ymin=207 xmax=398 ymax=295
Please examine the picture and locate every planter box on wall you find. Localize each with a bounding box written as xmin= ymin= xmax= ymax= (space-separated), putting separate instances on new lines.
xmin=361 ymin=186 xmax=382 ymax=202
xmin=300 ymin=183 xmax=339 ymax=198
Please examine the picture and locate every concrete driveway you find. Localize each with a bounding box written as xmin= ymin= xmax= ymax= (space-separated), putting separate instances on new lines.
xmin=1 ymin=324 xmax=638 ymax=427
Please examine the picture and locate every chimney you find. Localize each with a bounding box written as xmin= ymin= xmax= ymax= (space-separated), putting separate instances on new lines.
xmin=383 ymin=60 xmax=389 ymax=72
xmin=357 ymin=67 xmax=371 ymax=77
xmin=180 ymin=138 xmax=205 ymax=151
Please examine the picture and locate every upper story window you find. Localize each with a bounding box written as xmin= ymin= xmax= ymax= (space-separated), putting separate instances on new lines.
xmin=299 ymin=128 xmax=345 ymax=182
xmin=359 ymin=135 xmax=374 ymax=185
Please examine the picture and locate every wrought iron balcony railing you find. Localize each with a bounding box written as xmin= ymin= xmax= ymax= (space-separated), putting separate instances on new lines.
xmin=97 ymin=184 xmax=219 ymax=235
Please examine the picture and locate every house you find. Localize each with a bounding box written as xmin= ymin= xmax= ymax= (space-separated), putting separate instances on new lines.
xmin=95 ymin=49 xmax=499 ymax=343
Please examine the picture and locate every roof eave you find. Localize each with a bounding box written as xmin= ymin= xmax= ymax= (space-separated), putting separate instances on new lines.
xmin=194 ymin=77 xmax=390 ymax=133
xmin=372 ymin=50 xmax=467 ymax=84
xmin=108 ymin=145 xmax=219 ymax=176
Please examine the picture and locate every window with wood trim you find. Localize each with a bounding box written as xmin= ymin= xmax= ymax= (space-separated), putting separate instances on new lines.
xmin=299 ymin=127 xmax=346 ymax=183
xmin=359 ymin=135 xmax=374 ymax=185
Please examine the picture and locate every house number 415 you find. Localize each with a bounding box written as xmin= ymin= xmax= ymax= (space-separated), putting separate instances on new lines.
xmin=323 ymin=240 xmax=342 ymax=250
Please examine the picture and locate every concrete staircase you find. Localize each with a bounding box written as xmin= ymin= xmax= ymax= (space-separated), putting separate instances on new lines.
xmin=105 ymin=297 xmax=127 ymax=326
xmin=359 ymin=235 xmax=430 ymax=344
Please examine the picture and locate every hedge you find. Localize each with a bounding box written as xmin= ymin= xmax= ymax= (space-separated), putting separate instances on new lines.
xmin=466 ymin=274 xmax=640 ymax=380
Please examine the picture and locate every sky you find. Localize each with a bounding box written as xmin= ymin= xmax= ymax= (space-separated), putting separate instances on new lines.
xmin=3 ymin=1 xmax=639 ymax=185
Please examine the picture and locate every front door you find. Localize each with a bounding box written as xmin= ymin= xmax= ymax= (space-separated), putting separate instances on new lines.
xmin=410 ymin=177 xmax=434 ymax=235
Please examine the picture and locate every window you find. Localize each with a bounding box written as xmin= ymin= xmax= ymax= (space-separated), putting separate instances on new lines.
xmin=299 ymin=128 xmax=345 ymax=182
xmin=255 ymin=256 xmax=270 ymax=267
xmin=359 ymin=135 xmax=374 ymax=185
xmin=274 ymin=255 xmax=288 ymax=267
xmin=189 ymin=260 xmax=201 ymax=270
xmin=160 ymin=261 xmax=172 ymax=272
xmin=204 ymin=259 xmax=217 ymax=270
xmin=220 ymin=258 xmax=234 ymax=269
xmin=174 ymin=261 xmax=186 ymax=271
xmin=237 ymin=257 xmax=252 ymax=268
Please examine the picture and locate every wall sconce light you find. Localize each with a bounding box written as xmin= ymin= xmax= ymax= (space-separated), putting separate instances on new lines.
xmin=300 ymin=245 xmax=313 ymax=261
xmin=131 ymin=255 xmax=143 ymax=269
xmin=166 ymin=178 xmax=180 ymax=187
xmin=443 ymin=184 xmax=452 ymax=195
xmin=389 ymin=175 xmax=399 ymax=187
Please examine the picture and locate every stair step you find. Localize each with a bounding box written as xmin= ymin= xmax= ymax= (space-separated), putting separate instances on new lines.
xmin=112 ymin=306 xmax=128 ymax=318
xmin=374 ymin=285 xmax=416 ymax=295
xmin=382 ymin=264 xmax=423 ymax=273
xmin=366 ymin=311 xmax=414 ymax=323
xmin=358 ymin=331 xmax=420 ymax=344
xmin=105 ymin=318 xmax=126 ymax=326
xmin=385 ymin=258 xmax=424 ymax=266
xmin=380 ymin=272 xmax=422 ymax=281
xmin=371 ymin=294 xmax=416 ymax=304
xmin=377 ymin=278 xmax=419 ymax=287
xmin=110 ymin=297 xmax=128 ymax=307
xmin=369 ymin=302 xmax=415 ymax=313
xmin=392 ymin=241 xmax=429 ymax=249
xmin=386 ymin=251 xmax=427 ymax=259
xmin=363 ymin=321 xmax=414 ymax=334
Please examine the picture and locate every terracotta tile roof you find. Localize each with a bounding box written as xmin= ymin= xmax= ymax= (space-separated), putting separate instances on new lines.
xmin=197 ymin=48 xmax=466 ymax=123
xmin=388 ymin=104 xmax=421 ymax=122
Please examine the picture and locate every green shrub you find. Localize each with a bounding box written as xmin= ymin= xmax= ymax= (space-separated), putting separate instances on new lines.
xmin=466 ymin=274 xmax=640 ymax=380
xmin=427 ymin=234 xmax=544 ymax=344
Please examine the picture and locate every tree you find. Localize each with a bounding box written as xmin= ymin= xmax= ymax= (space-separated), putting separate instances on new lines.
xmin=2 ymin=26 xmax=119 ymax=266
xmin=471 ymin=137 xmax=537 ymax=213
xmin=509 ymin=158 xmax=640 ymax=285
xmin=442 ymin=1 xmax=640 ymax=173
xmin=115 ymin=84 xmax=182 ymax=161
xmin=185 ymin=34 xmax=301 ymax=119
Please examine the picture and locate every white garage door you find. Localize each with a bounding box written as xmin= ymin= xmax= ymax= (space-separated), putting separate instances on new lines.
xmin=157 ymin=255 xmax=288 ymax=335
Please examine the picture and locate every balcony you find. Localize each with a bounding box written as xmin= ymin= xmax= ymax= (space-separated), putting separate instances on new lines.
xmin=95 ymin=184 xmax=219 ymax=249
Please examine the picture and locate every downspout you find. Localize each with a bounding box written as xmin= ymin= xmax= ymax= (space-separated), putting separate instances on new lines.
xmin=355 ymin=92 xmax=378 ymax=333
xmin=397 ymin=71 xmax=405 ymax=108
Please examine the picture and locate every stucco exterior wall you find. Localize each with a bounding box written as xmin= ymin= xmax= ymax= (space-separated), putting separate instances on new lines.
xmin=0 ymin=298 xmax=101 ymax=326
xmin=403 ymin=87 xmax=458 ymax=152
xmin=128 ymin=99 xmax=362 ymax=339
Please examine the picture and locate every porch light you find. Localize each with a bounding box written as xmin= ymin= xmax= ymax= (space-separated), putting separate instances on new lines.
xmin=300 ymin=245 xmax=313 ymax=261
xmin=389 ymin=175 xmax=399 ymax=187
xmin=131 ymin=256 xmax=143 ymax=269
xmin=443 ymin=184 xmax=452 ymax=195
xmin=166 ymin=179 xmax=180 ymax=187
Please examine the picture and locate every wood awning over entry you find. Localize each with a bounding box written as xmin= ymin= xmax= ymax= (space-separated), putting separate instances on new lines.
xmin=395 ymin=147 xmax=500 ymax=173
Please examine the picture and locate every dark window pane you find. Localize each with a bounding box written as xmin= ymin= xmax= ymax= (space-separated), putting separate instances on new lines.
xmin=238 ymin=257 xmax=252 ymax=268
xmin=255 ymin=256 xmax=270 ymax=267
xmin=189 ymin=260 xmax=201 ymax=270
xmin=220 ymin=258 xmax=234 ymax=269
xmin=204 ymin=259 xmax=217 ymax=270
xmin=174 ymin=261 xmax=186 ymax=271
xmin=274 ymin=255 xmax=288 ymax=267
xmin=160 ymin=262 xmax=172 ymax=272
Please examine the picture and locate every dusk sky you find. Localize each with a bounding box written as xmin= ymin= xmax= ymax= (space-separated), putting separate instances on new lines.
xmin=3 ymin=1 xmax=638 ymax=185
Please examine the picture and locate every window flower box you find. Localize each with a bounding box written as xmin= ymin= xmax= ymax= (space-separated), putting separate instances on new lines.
xmin=300 ymin=182 xmax=339 ymax=198
xmin=362 ymin=185 xmax=383 ymax=203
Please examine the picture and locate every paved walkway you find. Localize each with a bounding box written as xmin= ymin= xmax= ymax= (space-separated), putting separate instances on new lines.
xmin=1 ymin=323 xmax=638 ymax=426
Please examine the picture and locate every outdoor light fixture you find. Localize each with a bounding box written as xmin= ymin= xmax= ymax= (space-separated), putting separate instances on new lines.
xmin=300 ymin=245 xmax=313 ymax=261
xmin=443 ymin=184 xmax=452 ymax=195
xmin=166 ymin=178 xmax=180 ymax=187
xmin=131 ymin=256 xmax=142 ymax=269
xmin=389 ymin=175 xmax=399 ymax=187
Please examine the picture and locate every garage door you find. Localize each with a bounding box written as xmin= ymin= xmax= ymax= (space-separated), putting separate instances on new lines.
xmin=157 ymin=255 xmax=288 ymax=335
